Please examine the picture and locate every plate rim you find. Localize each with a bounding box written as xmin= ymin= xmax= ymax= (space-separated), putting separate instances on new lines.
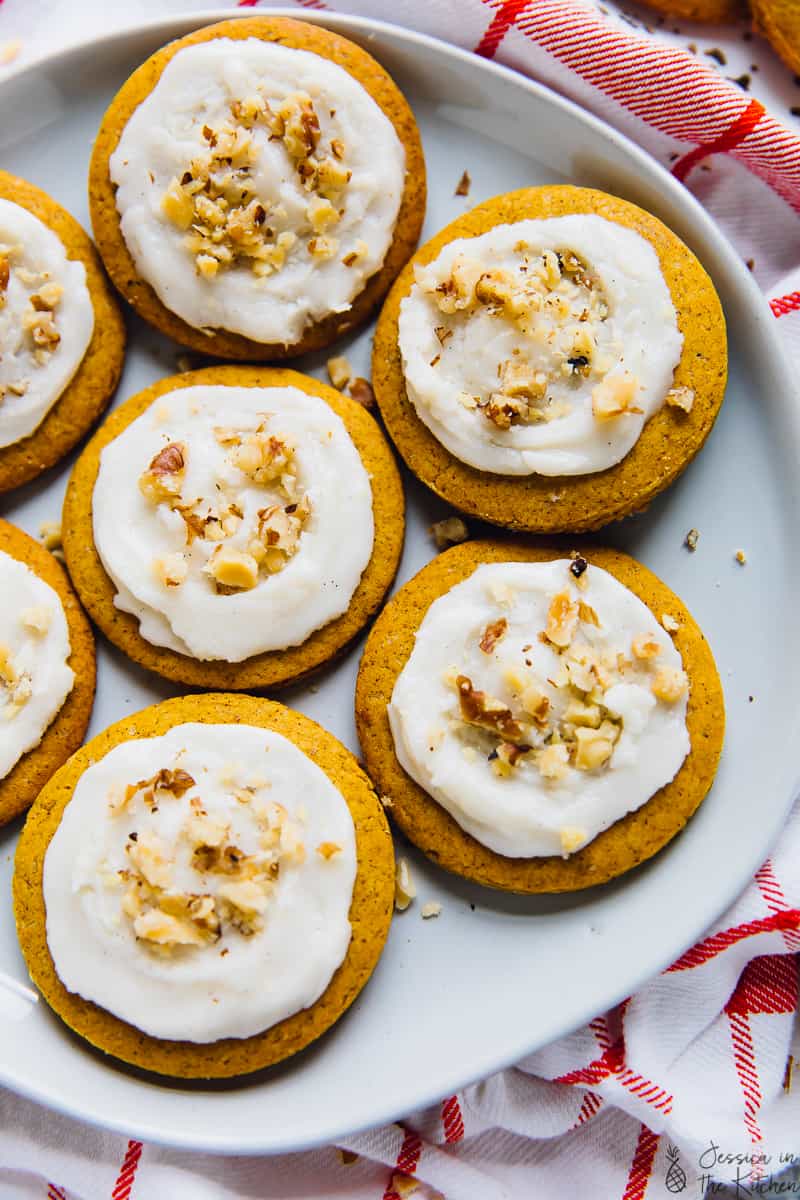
xmin=1 ymin=5 xmax=798 ymax=1155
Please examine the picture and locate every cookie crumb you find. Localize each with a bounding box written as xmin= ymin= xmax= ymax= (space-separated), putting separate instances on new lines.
xmin=430 ymin=515 xmax=469 ymax=549
xmin=421 ymin=901 xmax=442 ymax=919
xmin=394 ymin=857 xmax=416 ymax=911
xmin=0 ymin=40 xmax=21 ymax=66
xmin=39 ymin=520 xmax=63 ymax=556
xmin=735 ymin=549 xmax=747 ymax=565
xmin=348 ymin=377 xmax=375 ymax=410
xmin=379 ymin=793 xmax=394 ymax=809
xmin=454 ymin=170 xmax=471 ymax=197
xmin=684 ymin=528 xmax=699 ymax=552
xmin=389 ymin=1175 xmax=420 ymax=1197
xmin=326 ymin=354 xmax=352 ymax=390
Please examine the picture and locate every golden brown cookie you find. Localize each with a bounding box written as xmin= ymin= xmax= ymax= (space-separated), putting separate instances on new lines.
xmin=0 ymin=172 xmax=125 ymax=495
xmin=373 ymin=185 xmax=727 ymax=534
xmin=14 ymin=691 xmax=395 ymax=1078
xmin=751 ymin=0 xmax=800 ymax=75
xmin=89 ymin=15 xmax=426 ymax=360
xmin=355 ymin=540 xmax=724 ymax=893
xmin=62 ymin=364 xmax=404 ymax=690
xmin=637 ymin=0 xmax=744 ymax=19
xmin=0 ymin=519 xmax=95 ymax=827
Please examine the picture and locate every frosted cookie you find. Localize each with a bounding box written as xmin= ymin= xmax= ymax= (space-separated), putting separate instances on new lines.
xmin=14 ymin=692 xmax=394 ymax=1078
xmin=356 ymin=541 xmax=724 ymax=892
xmin=63 ymin=365 xmax=404 ymax=689
xmin=373 ymin=186 xmax=727 ymax=532
xmin=0 ymin=172 xmax=125 ymax=494
xmin=0 ymin=519 xmax=95 ymax=827
xmin=89 ymin=16 xmax=425 ymax=359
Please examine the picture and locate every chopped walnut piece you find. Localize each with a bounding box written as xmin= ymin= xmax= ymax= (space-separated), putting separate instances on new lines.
xmin=326 ymin=354 xmax=352 ymax=390
xmin=520 ymin=685 xmax=550 ymax=729
xmin=341 ymin=239 xmax=369 ymax=268
xmin=430 ymin=515 xmax=469 ymax=549
xmin=126 ymin=830 xmax=172 ymax=889
xmin=126 ymin=767 xmax=196 ymax=804
xmin=421 ymin=901 xmax=442 ymax=919
xmin=456 ymin=675 xmax=524 ymax=741
xmin=543 ymin=590 xmax=579 ymax=649
xmin=348 ymin=377 xmax=375 ymax=410
xmin=479 ymin=617 xmax=507 ymax=654
xmin=631 ymin=634 xmax=661 ymax=661
xmin=562 ymin=698 xmax=602 ymax=729
xmin=591 ymin=372 xmax=642 ymax=421
xmin=21 ymin=605 xmax=51 ymax=635
xmin=139 ymin=442 xmax=186 ymax=504
xmin=560 ymin=826 xmax=587 ymax=855
xmin=206 ymin=547 xmax=260 ymax=591
xmin=308 ymin=234 xmax=338 ymax=259
xmin=491 ymin=741 xmax=531 ymax=776
xmin=666 ymin=385 xmax=695 ymax=413
xmin=454 ymin=170 xmax=471 ymax=197
xmin=217 ymin=879 xmax=270 ymax=923
xmin=685 ymin=528 xmax=699 ymax=552
xmin=39 ymin=521 xmax=62 ymax=553
xmin=134 ymin=907 xmax=210 ymax=948
xmin=154 ymin=552 xmax=188 ymax=588
xmin=394 ymin=857 xmax=416 ymax=911
xmin=573 ymin=725 xmax=617 ymax=770
xmin=537 ymin=742 xmax=570 ymax=780
xmin=578 ymin=601 xmax=600 ymax=627
xmin=317 ymin=841 xmax=342 ymax=860
xmin=661 ymin=613 xmax=680 ymax=634
xmin=651 ymin=667 xmax=688 ymax=703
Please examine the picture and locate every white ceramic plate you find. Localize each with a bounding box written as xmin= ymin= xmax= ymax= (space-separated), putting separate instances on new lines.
xmin=0 ymin=8 xmax=797 ymax=1156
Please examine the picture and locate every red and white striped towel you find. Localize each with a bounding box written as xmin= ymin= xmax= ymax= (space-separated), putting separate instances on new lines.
xmin=1 ymin=2 xmax=800 ymax=1197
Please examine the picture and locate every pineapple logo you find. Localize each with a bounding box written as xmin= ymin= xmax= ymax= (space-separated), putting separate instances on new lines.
xmin=665 ymin=1144 xmax=687 ymax=1193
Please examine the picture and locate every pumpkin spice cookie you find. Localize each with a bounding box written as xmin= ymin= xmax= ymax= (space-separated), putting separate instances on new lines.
xmin=0 ymin=519 xmax=95 ymax=827
xmin=63 ymin=365 xmax=404 ymax=690
xmin=89 ymin=15 xmax=425 ymax=360
xmin=356 ymin=541 xmax=724 ymax=893
xmin=373 ymin=185 xmax=727 ymax=533
xmin=14 ymin=692 xmax=394 ymax=1078
xmin=0 ymin=172 xmax=125 ymax=494
xmin=751 ymin=0 xmax=800 ymax=75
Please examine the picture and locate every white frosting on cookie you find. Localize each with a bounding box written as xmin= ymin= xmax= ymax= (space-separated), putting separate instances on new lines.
xmin=0 ymin=549 xmax=74 ymax=779
xmin=43 ymin=722 xmax=357 ymax=1042
xmin=398 ymin=216 xmax=683 ymax=477
xmin=92 ymin=385 xmax=374 ymax=662
xmin=0 ymin=199 xmax=94 ymax=448
xmin=388 ymin=559 xmax=690 ymax=857
xmin=110 ymin=38 xmax=405 ymax=345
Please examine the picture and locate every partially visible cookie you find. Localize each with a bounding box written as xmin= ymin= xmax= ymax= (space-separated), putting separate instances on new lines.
xmin=89 ymin=15 xmax=425 ymax=359
xmin=636 ymin=0 xmax=744 ymax=19
xmin=0 ymin=519 xmax=95 ymax=827
xmin=356 ymin=540 xmax=724 ymax=893
xmin=14 ymin=692 xmax=395 ymax=1078
xmin=63 ymin=365 xmax=405 ymax=690
xmin=373 ymin=185 xmax=727 ymax=533
xmin=0 ymin=172 xmax=125 ymax=494
xmin=751 ymin=0 xmax=800 ymax=75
